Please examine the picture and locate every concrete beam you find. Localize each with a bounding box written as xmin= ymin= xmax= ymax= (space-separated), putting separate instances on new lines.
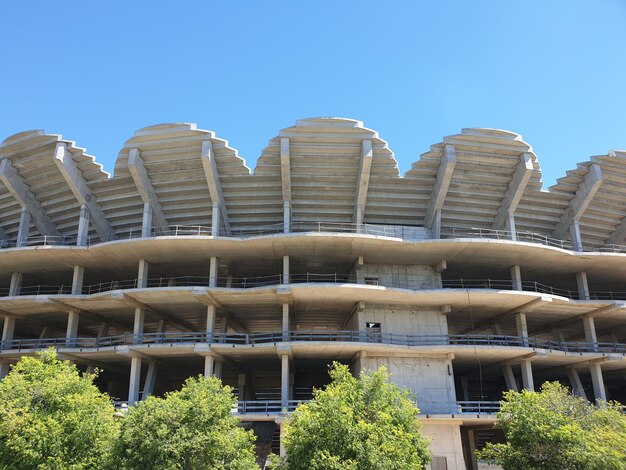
xmin=53 ymin=143 xmax=116 ymax=242
xmin=127 ymin=148 xmax=169 ymax=234
xmin=552 ymin=163 xmax=603 ymax=240
xmin=529 ymin=303 xmax=626 ymax=336
xmin=200 ymin=140 xmax=231 ymax=235
xmin=424 ymin=144 xmax=456 ymax=229
xmin=353 ymin=139 xmax=373 ymax=226
xmin=493 ymin=153 xmax=534 ymax=230
xmin=460 ymin=296 xmax=551 ymax=334
xmin=0 ymin=159 xmax=61 ymax=237
xmin=121 ymin=293 xmax=195 ymax=332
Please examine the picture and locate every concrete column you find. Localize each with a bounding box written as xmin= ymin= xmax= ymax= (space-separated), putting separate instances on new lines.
xmin=133 ymin=308 xmax=145 ymax=343
xmin=141 ymin=202 xmax=152 ymax=238
xmin=589 ymin=362 xmax=606 ymax=401
xmin=493 ymin=323 xmax=504 ymax=336
xmin=432 ymin=209 xmax=442 ymax=239
xmin=65 ymin=311 xmax=80 ymax=343
xmin=206 ymin=304 xmax=216 ymax=342
xmin=567 ymin=369 xmax=587 ymax=399
xmin=510 ymin=265 xmax=522 ymax=291
xmin=520 ymin=360 xmax=534 ymax=391
xmin=570 ymin=220 xmax=583 ymax=252
xmin=576 ymin=272 xmax=590 ymax=300
xmin=142 ymin=362 xmax=158 ymax=399
xmin=209 ymin=256 xmax=218 ymax=287
xmin=97 ymin=322 xmax=109 ymax=338
xmin=211 ymin=201 xmax=220 ymax=237
xmin=238 ymin=373 xmax=246 ymax=401
xmin=282 ymin=255 xmax=290 ymax=284
xmin=461 ymin=376 xmax=470 ymax=401
xmin=283 ymin=201 xmax=290 ymax=234
xmin=128 ymin=356 xmax=142 ymax=405
xmin=16 ymin=207 xmax=31 ymax=247
xmin=0 ymin=362 xmax=10 ymax=380
xmin=515 ymin=313 xmax=529 ymax=346
xmin=505 ymin=212 xmax=517 ymax=241
xmin=582 ymin=315 xmax=598 ymax=350
xmin=503 ymin=365 xmax=519 ymax=392
xmin=71 ymin=265 xmax=84 ymax=295
xmin=214 ymin=360 xmax=223 ymax=378
xmin=467 ymin=429 xmax=478 ymax=470
xmin=279 ymin=422 xmax=286 ymax=457
xmin=9 ymin=273 xmax=22 ymax=296
xmin=280 ymin=353 xmax=290 ymax=409
xmin=204 ymin=355 xmax=215 ymax=377
xmin=282 ymin=303 xmax=290 ymax=341
xmin=77 ymin=204 xmax=90 ymax=246
xmin=2 ymin=316 xmax=16 ymax=343
xmin=137 ymin=259 xmax=150 ymax=288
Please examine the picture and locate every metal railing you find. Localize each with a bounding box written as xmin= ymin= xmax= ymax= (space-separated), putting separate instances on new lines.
xmin=4 ymin=222 xmax=626 ymax=254
xmin=5 ymin=273 xmax=626 ymax=300
xmin=3 ymin=331 xmax=626 ymax=355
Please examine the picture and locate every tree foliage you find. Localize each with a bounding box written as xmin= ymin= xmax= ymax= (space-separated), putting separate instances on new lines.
xmin=275 ymin=362 xmax=431 ymax=470
xmin=0 ymin=349 xmax=119 ymax=470
xmin=477 ymin=381 xmax=626 ymax=470
xmin=112 ymin=375 xmax=258 ymax=470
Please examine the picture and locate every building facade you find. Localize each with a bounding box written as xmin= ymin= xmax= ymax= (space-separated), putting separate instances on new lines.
xmin=0 ymin=118 xmax=625 ymax=469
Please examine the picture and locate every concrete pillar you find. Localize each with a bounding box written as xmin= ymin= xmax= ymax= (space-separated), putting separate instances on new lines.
xmin=567 ymin=369 xmax=587 ymax=399
xmin=503 ymin=365 xmax=519 ymax=392
xmin=2 ymin=316 xmax=16 ymax=344
xmin=204 ymin=355 xmax=215 ymax=377
xmin=141 ymin=202 xmax=152 ymax=238
xmin=282 ymin=255 xmax=290 ymax=284
xmin=137 ymin=259 xmax=150 ymax=288
xmin=0 ymin=362 xmax=10 ymax=380
xmin=238 ymin=373 xmax=246 ymax=401
xmin=576 ymin=272 xmax=590 ymax=300
xmin=515 ymin=313 xmax=528 ymax=346
xmin=77 ymin=204 xmax=90 ymax=246
xmin=467 ymin=429 xmax=478 ymax=470
xmin=461 ymin=376 xmax=469 ymax=401
xmin=142 ymin=362 xmax=158 ymax=399
xmin=133 ymin=308 xmax=145 ymax=343
xmin=280 ymin=353 xmax=290 ymax=409
xmin=570 ymin=220 xmax=583 ymax=252
xmin=510 ymin=265 xmax=522 ymax=291
xmin=505 ymin=212 xmax=517 ymax=241
xmin=97 ymin=322 xmax=109 ymax=338
xmin=582 ymin=315 xmax=598 ymax=350
xmin=209 ymin=256 xmax=218 ymax=287
xmin=9 ymin=273 xmax=22 ymax=296
xmin=206 ymin=304 xmax=216 ymax=341
xmin=214 ymin=360 xmax=223 ymax=378
xmin=211 ymin=201 xmax=220 ymax=237
xmin=65 ymin=311 xmax=80 ymax=344
xmin=520 ymin=360 xmax=534 ymax=391
xmin=589 ymin=362 xmax=606 ymax=401
xmin=283 ymin=201 xmax=291 ymax=234
xmin=432 ymin=209 xmax=442 ymax=239
xmin=279 ymin=422 xmax=286 ymax=457
xmin=71 ymin=265 xmax=84 ymax=295
xmin=493 ymin=323 xmax=504 ymax=336
xmin=16 ymin=207 xmax=31 ymax=247
xmin=282 ymin=303 xmax=290 ymax=341
xmin=128 ymin=356 xmax=142 ymax=405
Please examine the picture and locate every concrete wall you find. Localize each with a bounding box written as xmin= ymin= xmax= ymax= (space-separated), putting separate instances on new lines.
xmin=361 ymin=355 xmax=457 ymax=414
xmin=421 ymin=421 xmax=467 ymax=470
xmin=358 ymin=304 xmax=448 ymax=336
xmin=354 ymin=263 xmax=441 ymax=290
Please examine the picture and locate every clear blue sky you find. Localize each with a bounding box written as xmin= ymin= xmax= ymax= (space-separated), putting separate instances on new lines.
xmin=1 ymin=1 xmax=625 ymax=186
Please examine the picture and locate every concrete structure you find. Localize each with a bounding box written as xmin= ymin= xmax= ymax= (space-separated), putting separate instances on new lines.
xmin=0 ymin=119 xmax=626 ymax=468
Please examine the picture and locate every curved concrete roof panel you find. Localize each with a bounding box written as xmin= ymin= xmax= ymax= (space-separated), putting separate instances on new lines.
xmin=0 ymin=117 xmax=623 ymax=248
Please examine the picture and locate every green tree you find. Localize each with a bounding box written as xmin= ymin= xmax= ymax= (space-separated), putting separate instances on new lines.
xmin=0 ymin=348 xmax=119 ymax=470
xmin=477 ymin=381 xmax=626 ymax=470
xmin=112 ymin=375 xmax=258 ymax=470
xmin=274 ymin=362 xmax=431 ymax=470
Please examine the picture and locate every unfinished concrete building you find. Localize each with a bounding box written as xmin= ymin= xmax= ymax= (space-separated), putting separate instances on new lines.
xmin=0 ymin=118 xmax=625 ymax=469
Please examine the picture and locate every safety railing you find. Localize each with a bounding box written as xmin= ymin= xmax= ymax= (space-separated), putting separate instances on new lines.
xmin=3 ymin=331 xmax=626 ymax=355
xmin=4 ymin=273 xmax=626 ymax=301
xmin=441 ymin=227 xmax=575 ymax=250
